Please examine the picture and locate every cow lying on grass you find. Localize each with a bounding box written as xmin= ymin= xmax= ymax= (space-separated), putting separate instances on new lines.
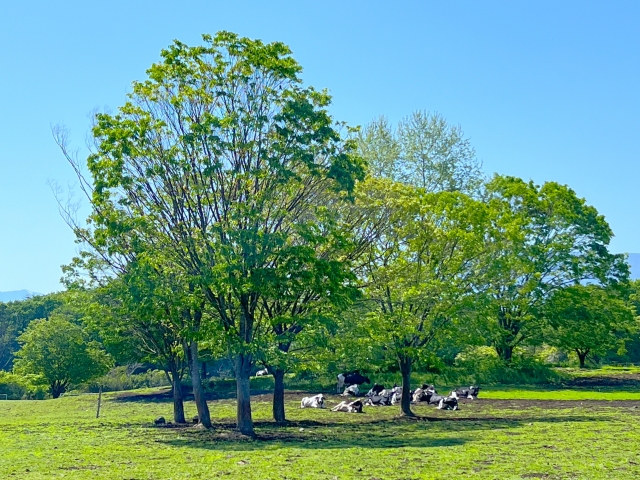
xmin=427 ymin=391 xmax=459 ymax=410
xmin=300 ymin=394 xmax=325 ymax=409
xmin=331 ymin=399 xmax=364 ymax=413
xmin=412 ymin=384 xmax=436 ymax=403
xmin=366 ymin=385 xmax=401 ymax=406
xmin=455 ymin=385 xmax=481 ymax=399
xmin=336 ymin=372 xmax=371 ymax=394
xmin=341 ymin=384 xmax=360 ymax=396
xmin=365 ymin=383 xmax=385 ymax=397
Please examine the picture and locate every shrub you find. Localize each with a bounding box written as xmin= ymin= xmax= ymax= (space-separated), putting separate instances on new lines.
xmin=0 ymin=372 xmax=48 ymax=399
xmin=86 ymin=366 xmax=169 ymax=392
xmin=453 ymin=346 xmax=565 ymax=384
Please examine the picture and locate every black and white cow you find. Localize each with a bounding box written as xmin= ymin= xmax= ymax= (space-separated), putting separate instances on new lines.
xmin=390 ymin=385 xmax=403 ymax=405
xmin=365 ymin=385 xmax=407 ymax=406
xmin=366 ymin=385 xmax=398 ymax=406
xmin=454 ymin=385 xmax=481 ymax=399
xmin=255 ymin=368 xmax=269 ymax=377
xmin=365 ymin=383 xmax=385 ymax=397
xmin=300 ymin=394 xmax=325 ymax=409
xmin=428 ymin=390 xmax=457 ymax=407
xmin=412 ymin=384 xmax=436 ymax=403
xmin=336 ymin=371 xmax=371 ymax=393
xmin=341 ymin=384 xmax=360 ymax=396
xmin=331 ymin=399 xmax=364 ymax=413
xmin=437 ymin=392 xmax=459 ymax=410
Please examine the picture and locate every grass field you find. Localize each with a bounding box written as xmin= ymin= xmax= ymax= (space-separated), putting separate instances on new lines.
xmin=2 ymin=383 xmax=640 ymax=479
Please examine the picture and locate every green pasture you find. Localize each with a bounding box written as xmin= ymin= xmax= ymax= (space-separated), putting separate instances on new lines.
xmin=2 ymin=385 xmax=640 ymax=480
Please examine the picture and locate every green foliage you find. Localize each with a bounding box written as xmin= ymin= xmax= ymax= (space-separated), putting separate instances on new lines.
xmin=480 ymin=175 xmax=628 ymax=360
xmin=0 ymin=293 xmax=64 ymax=370
xmin=543 ymin=285 xmax=638 ymax=367
xmin=453 ymin=346 xmax=563 ymax=385
xmin=0 ymin=371 xmax=48 ymax=400
xmin=86 ymin=366 xmax=169 ymax=393
xmin=13 ymin=316 xmax=112 ymax=398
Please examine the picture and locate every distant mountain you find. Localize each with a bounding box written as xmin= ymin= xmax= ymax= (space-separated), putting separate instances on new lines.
xmin=628 ymin=253 xmax=640 ymax=280
xmin=0 ymin=290 xmax=43 ymax=303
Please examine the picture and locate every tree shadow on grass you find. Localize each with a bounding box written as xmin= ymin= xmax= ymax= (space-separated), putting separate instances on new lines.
xmin=152 ymin=413 xmax=601 ymax=452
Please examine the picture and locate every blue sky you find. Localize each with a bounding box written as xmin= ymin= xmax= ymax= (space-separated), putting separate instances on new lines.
xmin=1 ymin=1 xmax=639 ymax=293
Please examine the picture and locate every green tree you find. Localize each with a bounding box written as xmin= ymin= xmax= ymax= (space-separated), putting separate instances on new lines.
xmin=355 ymin=178 xmax=490 ymax=415
xmin=544 ymin=285 xmax=637 ymax=367
xmin=256 ymin=221 xmax=360 ymax=422
xmin=14 ymin=316 xmax=112 ymax=398
xmin=0 ymin=294 xmax=63 ymax=371
xmin=357 ymin=111 xmax=483 ymax=194
xmin=482 ymin=175 xmax=628 ymax=361
xmin=56 ymin=32 xmax=364 ymax=435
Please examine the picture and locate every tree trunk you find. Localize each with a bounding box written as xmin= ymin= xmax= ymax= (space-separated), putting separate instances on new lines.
xmin=235 ymin=353 xmax=254 ymax=436
xmin=185 ymin=341 xmax=212 ymax=428
xmin=50 ymin=381 xmax=66 ymax=399
xmin=169 ymin=363 xmax=186 ymax=424
xmin=496 ymin=344 xmax=514 ymax=362
xmin=272 ymin=368 xmax=286 ymax=424
xmin=577 ymin=349 xmax=589 ymax=368
xmin=399 ymin=356 xmax=414 ymax=417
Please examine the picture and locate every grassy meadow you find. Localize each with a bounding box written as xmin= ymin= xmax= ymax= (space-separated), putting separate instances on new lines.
xmin=2 ymin=375 xmax=640 ymax=480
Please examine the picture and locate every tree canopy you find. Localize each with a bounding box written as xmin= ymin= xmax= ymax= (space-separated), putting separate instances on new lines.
xmin=14 ymin=316 xmax=112 ymax=398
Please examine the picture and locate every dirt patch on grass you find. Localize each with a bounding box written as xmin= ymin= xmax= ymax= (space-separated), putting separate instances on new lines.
xmin=472 ymin=398 xmax=640 ymax=409
xmin=566 ymin=374 xmax=640 ymax=388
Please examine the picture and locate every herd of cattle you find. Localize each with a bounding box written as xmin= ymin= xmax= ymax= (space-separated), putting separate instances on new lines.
xmin=300 ymin=371 xmax=481 ymax=413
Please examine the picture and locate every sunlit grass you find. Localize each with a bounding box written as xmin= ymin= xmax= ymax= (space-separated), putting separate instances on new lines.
xmin=2 ymin=384 xmax=640 ymax=479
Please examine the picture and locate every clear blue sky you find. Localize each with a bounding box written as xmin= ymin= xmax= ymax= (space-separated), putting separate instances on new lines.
xmin=1 ymin=1 xmax=639 ymax=294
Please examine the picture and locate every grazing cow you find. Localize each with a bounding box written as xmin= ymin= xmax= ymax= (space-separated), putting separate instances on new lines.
xmin=437 ymin=392 xmax=459 ymax=410
xmin=342 ymin=384 xmax=360 ymax=396
xmin=154 ymin=416 xmax=166 ymax=426
xmin=455 ymin=385 xmax=481 ymax=399
xmin=365 ymin=383 xmax=385 ymax=397
xmin=300 ymin=394 xmax=325 ymax=409
xmin=412 ymin=384 xmax=436 ymax=403
xmin=336 ymin=371 xmax=371 ymax=393
xmin=331 ymin=399 xmax=364 ymax=413
xmin=256 ymin=368 xmax=269 ymax=376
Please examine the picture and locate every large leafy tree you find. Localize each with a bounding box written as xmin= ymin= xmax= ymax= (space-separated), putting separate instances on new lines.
xmin=56 ymin=32 xmax=364 ymax=435
xmin=14 ymin=316 xmax=112 ymax=398
xmin=355 ymin=178 xmax=490 ymax=416
xmin=544 ymin=285 xmax=637 ymax=367
xmin=482 ymin=175 xmax=629 ymax=361
xmin=357 ymin=111 xmax=483 ymax=194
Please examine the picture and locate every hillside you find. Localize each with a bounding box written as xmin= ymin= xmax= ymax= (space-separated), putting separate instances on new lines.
xmin=0 ymin=290 xmax=42 ymax=303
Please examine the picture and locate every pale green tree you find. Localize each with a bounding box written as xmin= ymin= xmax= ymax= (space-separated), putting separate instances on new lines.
xmin=354 ymin=178 xmax=491 ymax=415
xmin=357 ymin=111 xmax=483 ymax=194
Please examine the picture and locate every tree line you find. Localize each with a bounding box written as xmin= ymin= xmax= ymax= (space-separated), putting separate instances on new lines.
xmin=1 ymin=32 xmax=638 ymax=435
